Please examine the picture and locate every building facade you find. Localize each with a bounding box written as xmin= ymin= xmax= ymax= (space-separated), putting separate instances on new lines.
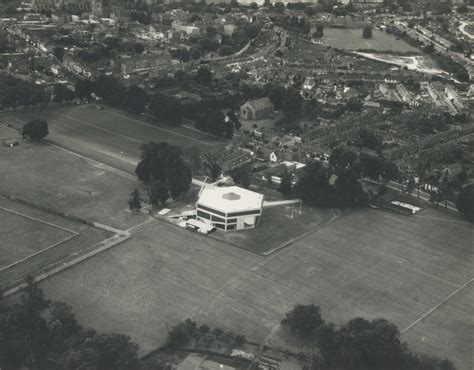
xmin=196 ymin=186 xmax=264 ymax=231
xmin=240 ymin=97 xmax=273 ymax=120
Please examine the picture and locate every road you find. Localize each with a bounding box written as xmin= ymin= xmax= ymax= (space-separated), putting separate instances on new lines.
xmin=394 ymin=23 xmax=474 ymax=81
xmin=459 ymin=21 xmax=474 ymax=40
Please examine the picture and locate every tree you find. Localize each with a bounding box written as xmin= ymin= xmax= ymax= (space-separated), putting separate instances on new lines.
xmin=124 ymin=85 xmax=149 ymax=114
xmin=83 ymin=334 xmax=140 ymax=370
xmin=22 ymin=120 xmax=48 ymax=141
xmin=281 ymin=304 xmax=324 ymax=339
xmin=0 ymin=282 xmax=141 ymax=370
xmin=13 ymin=275 xmax=51 ymax=368
xmin=456 ymin=4 xmax=468 ymax=13
xmin=94 ymin=76 xmax=125 ymax=106
xmin=332 ymin=318 xmax=404 ymax=370
xmin=146 ymin=180 xmax=169 ymax=207
xmin=75 ymin=79 xmax=92 ymax=101
xmin=313 ymin=24 xmax=324 ymax=38
xmin=334 ymin=169 xmax=369 ymax=207
xmin=204 ymin=158 xmax=221 ymax=182
xmin=329 ymin=148 xmax=358 ymax=169
xmin=195 ymin=67 xmax=213 ymax=86
xmin=362 ymin=25 xmax=373 ymax=39
xmin=167 ymin=321 xmax=195 ymax=348
xmin=360 ymin=154 xmax=382 ymax=181
xmin=380 ymin=161 xmax=399 ymax=183
xmin=53 ymin=84 xmax=67 ymax=103
xmin=274 ymin=1 xmax=285 ymax=13
xmin=183 ymin=145 xmax=202 ymax=174
xmin=229 ymin=166 xmax=251 ymax=188
xmin=135 ymin=141 xmax=192 ymax=200
xmin=133 ymin=43 xmax=145 ymax=54
xmin=455 ymin=184 xmax=474 ymax=222
xmin=128 ymin=189 xmax=142 ymax=211
xmin=53 ymin=46 xmax=65 ymax=62
xmin=282 ymin=88 xmax=303 ymax=120
xmin=278 ymin=170 xmax=293 ymax=197
xmin=265 ymin=83 xmax=286 ymax=109
xmin=424 ymin=43 xmax=435 ymax=54
xmin=149 ymin=93 xmax=182 ymax=123
xmin=293 ymin=162 xmax=333 ymax=206
xmin=167 ymin=163 xmax=192 ymax=199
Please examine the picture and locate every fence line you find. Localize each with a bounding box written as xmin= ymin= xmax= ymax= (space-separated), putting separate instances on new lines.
xmin=0 ymin=193 xmax=130 ymax=298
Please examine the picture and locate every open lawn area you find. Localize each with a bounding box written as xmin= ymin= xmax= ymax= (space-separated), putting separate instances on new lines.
xmin=0 ymin=138 xmax=147 ymax=228
xmin=35 ymin=207 xmax=473 ymax=370
xmin=0 ymin=206 xmax=76 ymax=268
xmin=322 ymin=28 xmax=420 ymax=53
xmin=1 ymin=104 xmax=224 ymax=175
xmin=0 ymin=198 xmax=113 ymax=291
xmin=213 ymin=205 xmax=340 ymax=255
xmin=0 ymin=139 xmax=146 ymax=291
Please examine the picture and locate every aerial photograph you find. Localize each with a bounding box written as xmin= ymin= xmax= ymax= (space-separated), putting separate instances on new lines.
xmin=0 ymin=0 xmax=472 ymax=369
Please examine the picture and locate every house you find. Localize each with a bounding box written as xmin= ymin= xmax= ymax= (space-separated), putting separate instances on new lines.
xmin=240 ymin=97 xmax=273 ymax=120
xmin=111 ymin=52 xmax=171 ymax=74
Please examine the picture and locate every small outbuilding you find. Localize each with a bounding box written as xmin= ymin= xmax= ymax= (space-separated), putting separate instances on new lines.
xmin=240 ymin=97 xmax=273 ymax=120
xmin=196 ymin=186 xmax=264 ymax=231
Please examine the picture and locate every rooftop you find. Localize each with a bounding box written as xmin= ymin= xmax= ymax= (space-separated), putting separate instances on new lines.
xmin=197 ymin=186 xmax=264 ymax=214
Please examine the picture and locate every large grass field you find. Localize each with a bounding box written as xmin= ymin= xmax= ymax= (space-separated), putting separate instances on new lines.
xmin=0 ymin=137 xmax=147 ymax=228
xmin=36 ymin=207 xmax=473 ymax=370
xmin=0 ymin=140 xmax=146 ymax=291
xmin=1 ymin=109 xmax=472 ymax=369
xmin=2 ymin=104 xmax=224 ymax=175
xmin=323 ymin=28 xmax=420 ymax=53
xmin=213 ymin=205 xmax=340 ymax=255
xmin=0 ymin=207 xmax=76 ymax=268
xmin=0 ymin=198 xmax=113 ymax=291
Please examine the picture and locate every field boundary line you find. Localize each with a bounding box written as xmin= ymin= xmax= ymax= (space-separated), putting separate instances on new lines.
xmin=1 ymin=119 xmax=137 ymax=181
xmin=2 ymin=232 xmax=131 ymax=299
xmin=104 ymin=109 xmax=215 ymax=147
xmin=47 ymin=141 xmax=137 ymax=180
xmin=0 ymin=194 xmax=131 ymax=298
xmin=0 ymin=234 xmax=78 ymax=273
xmin=54 ymin=112 xmax=143 ymax=144
xmin=0 ymin=206 xmax=79 ymax=234
xmin=261 ymin=209 xmax=348 ymax=256
xmin=401 ymin=277 xmax=474 ymax=335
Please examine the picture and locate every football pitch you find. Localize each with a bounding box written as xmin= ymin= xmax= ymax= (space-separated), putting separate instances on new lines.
xmin=38 ymin=207 xmax=473 ymax=370
xmin=2 ymin=104 xmax=224 ymax=174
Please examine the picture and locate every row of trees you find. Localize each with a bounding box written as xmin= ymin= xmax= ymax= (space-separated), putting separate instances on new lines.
xmin=0 ymin=74 xmax=50 ymax=111
xmin=0 ymin=277 xmax=140 ymax=370
xmin=167 ymin=319 xmax=245 ymax=349
xmin=281 ymin=304 xmax=455 ymax=370
xmin=287 ymin=148 xmax=399 ymax=208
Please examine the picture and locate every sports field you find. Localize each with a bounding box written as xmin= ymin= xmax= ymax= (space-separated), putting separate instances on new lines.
xmin=0 ymin=136 xmax=147 ymax=228
xmin=0 ymin=207 xmax=76 ymax=268
xmin=0 ymin=198 xmax=113 ymax=291
xmin=37 ymin=208 xmax=473 ymax=369
xmin=323 ymin=28 xmax=420 ymax=53
xmin=214 ymin=205 xmax=341 ymax=255
xmin=1 ymin=108 xmax=472 ymax=369
xmin=2 ymin=105 xmax=224 ymax=174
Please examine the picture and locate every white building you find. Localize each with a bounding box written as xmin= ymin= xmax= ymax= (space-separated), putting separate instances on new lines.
xmin=196 ymin=186 xmax=264 ymax=231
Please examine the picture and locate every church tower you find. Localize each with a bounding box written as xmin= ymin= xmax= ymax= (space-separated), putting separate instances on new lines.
xmin=90 ymin=0 xmax=103 ymax=17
